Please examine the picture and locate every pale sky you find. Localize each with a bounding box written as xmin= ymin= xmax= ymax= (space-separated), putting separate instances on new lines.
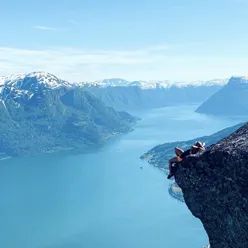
xmin=1 ymin=0 xmax=248 ymax=81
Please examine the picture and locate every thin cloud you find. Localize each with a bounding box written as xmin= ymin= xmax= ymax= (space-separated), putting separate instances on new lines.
xmin=2 ymin=45 xmax=242 ymax=82
xmin=69 ymin=20 xmax=78 ymax=25
xmin=34 ymin=26 xmax=55 ymax=31
xmin=0 ymin=45 xmax=169 ymax=66
xmin=146 ymin=44 xmax=169 ymax=52
xmin=0 ymin=45 xmax=170 ymax=81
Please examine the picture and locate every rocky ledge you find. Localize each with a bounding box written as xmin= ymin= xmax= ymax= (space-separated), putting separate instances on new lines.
xmin=175 ymin=123 xmax=248 ymax=248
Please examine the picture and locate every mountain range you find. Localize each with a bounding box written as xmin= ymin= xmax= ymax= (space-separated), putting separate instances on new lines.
xmin=82 ymin=78 xmax=228 ymax=111
xmin=81 ymin=78 xmax=227 ymax=89
xmin=0 ymin=72 xmax=138 ymax=159
xmin=1 ymin=71 xmax=246 ymax=159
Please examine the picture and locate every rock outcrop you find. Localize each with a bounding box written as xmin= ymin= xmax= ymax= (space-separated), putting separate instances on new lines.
xmin=175 ymin=123 xmax=248 ymax=248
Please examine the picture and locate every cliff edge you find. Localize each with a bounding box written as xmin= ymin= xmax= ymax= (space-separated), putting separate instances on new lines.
xmin=175 ymin=123 xmax=248 ymax=248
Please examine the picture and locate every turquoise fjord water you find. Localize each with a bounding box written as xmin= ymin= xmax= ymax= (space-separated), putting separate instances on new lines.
xmin=0 ymin=105 xmax=244 ymax=248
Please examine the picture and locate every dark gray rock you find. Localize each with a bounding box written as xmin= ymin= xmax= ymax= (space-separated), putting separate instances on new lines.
xmin=175 ymin=123 xmax=248 ymax=248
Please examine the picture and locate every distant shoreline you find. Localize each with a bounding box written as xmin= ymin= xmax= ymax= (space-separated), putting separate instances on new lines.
xmin=0 ymin=128 xmax=134 ymax=162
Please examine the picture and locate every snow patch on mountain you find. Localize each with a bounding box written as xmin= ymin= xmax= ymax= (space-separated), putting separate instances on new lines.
xmin=0 ymin=72 xmax=74 ymax=98
xmin=0 ymin=72 xmax=229 ymax=90
xmin=0 ymin=73 xmax=26 ymax=85
xmin=81 ymin=78 xmax=228 ymax=89
xmin=228 ymin=76 xmax=248 ymax=85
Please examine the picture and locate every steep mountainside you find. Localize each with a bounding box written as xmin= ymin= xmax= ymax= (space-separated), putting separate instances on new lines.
xmin=175 ymin=123 xmax=248 ymax=248
xmin=196 ymin=76 xmax=248 ymax=116
xmin=82 ymin=79 xmax=227 ymax=111
xmin=0 ymin=72 xmax=137 ymax=158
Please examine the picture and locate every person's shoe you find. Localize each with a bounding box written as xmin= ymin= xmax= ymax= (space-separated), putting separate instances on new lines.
xmin=167 ymin=174 xmax=174 ymax=179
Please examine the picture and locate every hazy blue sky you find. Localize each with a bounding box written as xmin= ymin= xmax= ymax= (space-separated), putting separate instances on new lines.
xmin=1 ymin=0 xmax=248 ymax=81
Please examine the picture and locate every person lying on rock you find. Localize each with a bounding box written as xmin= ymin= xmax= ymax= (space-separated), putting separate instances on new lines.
xmin=167 ymin=141 xmax=205 ymax=179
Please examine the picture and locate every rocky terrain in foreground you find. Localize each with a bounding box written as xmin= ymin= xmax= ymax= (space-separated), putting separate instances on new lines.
xmin=175 ymin=123 xmax=248 ymax=248
xmin=142 ymin=122 xmax=248 ymax=248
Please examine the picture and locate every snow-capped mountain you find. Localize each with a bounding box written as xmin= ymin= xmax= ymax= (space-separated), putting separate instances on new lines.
xmin=0 ymin=72 xmax=73 ymax=92
xmin=196 ymin=76 xmax=248 ymax=117
xmin=225 ymin=76 xmax=248 ymax=87
xmin=0 ymin=72 xmax=75 ymax=108
xmin=82 ymin=78 xmax=228 ymax=89
xmin=0 ymin=72 xmax=227 ymax=90
xmin=0 ymin=72 xmax=228 ymax=111
xmin=82 ymin=78 xmax=228 ymax=111
xmin=0 ymin=71 xmax=137 ymax=159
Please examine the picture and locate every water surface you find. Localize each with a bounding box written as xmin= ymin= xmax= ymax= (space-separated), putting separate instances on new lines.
xmin=0 ymin=105 xmax=243 ymax=248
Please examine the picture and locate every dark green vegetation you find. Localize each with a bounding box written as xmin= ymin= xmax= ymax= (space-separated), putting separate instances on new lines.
xmin=0 ymin=73 xmax=138 ymax=158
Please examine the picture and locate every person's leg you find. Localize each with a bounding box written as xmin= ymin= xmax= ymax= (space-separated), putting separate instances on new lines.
xmin=168 ymin=157 xmax=179 ymax=175
xmin=175 ymin=147 xmax=184 ymax=157
xmin=168 ymin=156 xmax=183 ymax=179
